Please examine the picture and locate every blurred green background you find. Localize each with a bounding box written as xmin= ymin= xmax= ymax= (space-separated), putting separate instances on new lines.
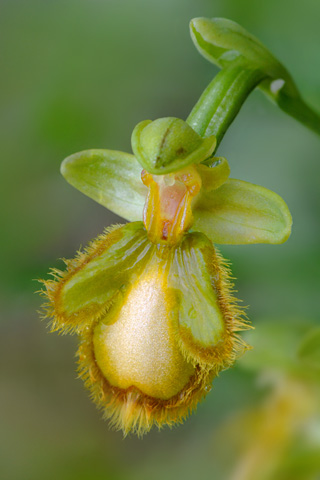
xmin=1 ymin=0 xmax=319 ymax=479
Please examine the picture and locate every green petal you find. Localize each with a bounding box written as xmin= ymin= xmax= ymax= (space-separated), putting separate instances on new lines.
xmin=61 ymin=149 xmax=147 ymax=221
xmin=193 ymin=179 xmax=292 ymax=245
xmin=196 ymin=157 xmax=230 ymax=191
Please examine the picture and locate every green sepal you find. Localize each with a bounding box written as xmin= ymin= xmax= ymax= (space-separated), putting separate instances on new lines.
xmin=131 ymin=117 xmax=216 ymax=174
xmin=193 ymin=178 xmax=292 ymax=245
xmin=61 ymin=149 xmax=147 ymax=221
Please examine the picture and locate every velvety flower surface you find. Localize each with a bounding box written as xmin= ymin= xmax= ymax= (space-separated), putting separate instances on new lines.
xmin=40 ymin=117 xmax=292 ymax=436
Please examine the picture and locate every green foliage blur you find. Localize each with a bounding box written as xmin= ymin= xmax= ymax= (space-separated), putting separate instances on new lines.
xmin=0 ymin=1 xmax=319 ymax=479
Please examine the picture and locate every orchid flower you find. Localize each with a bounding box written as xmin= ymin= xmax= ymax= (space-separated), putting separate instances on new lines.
xmin=40 ymin=17 xmax=320 ymax=436
xmin=40 ymin=116 xmax=291 ymax=435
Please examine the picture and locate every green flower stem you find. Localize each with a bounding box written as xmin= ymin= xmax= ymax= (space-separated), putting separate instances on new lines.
xmin=187 ymin=66 xmax=266 ymax=149
xmin=189 ymin=17 xmax=320 ymax=147
xmin=274 ymin=89 xmax=320 ymax=136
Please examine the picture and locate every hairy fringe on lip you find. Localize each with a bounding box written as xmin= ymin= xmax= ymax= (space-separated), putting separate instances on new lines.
xmin=38 ymin=223 xmax=251 ymax=436
xmin=177 ymin=245 xmax=251 ymax=370
xmin=38 ymin=224 xmax=125 ymax=335
xmin=77 ymin=325 xmax=216 ymax=437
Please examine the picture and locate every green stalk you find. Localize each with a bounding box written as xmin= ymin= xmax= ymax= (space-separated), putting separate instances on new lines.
xmin=276 ymin=90 xmax=320 ymax=136
xmin=187 ymin=66 xmax=266 ymax=150
xmin=189 ymin=17 xmax=320 ymax=144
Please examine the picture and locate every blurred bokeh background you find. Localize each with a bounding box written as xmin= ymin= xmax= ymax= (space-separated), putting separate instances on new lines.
xmin=1 ymin=0 xmax=319 ymax=479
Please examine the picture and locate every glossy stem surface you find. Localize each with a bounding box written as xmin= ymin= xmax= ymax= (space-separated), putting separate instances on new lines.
xmin=187 ymin=66 xmax=266 ymax=150
xmin=276 ymin=89 xmax=320 ymax=136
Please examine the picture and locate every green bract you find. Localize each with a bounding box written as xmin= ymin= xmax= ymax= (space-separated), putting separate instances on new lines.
xmin=61 ymin=116 xmax=292 ymax=245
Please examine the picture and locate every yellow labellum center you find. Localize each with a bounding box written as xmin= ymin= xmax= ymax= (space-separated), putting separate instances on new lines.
xmin=93 ymin=267 xmax=195 ymax=400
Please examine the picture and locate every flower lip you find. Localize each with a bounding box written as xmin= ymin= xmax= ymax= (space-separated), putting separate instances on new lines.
xmin=40 ymin=221 xmax=249 ymax=436
xmin=131 ymin=117 xmax=216 ymax=175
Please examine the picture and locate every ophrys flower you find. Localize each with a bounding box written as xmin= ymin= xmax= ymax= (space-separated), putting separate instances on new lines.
xmin=40 ymin=117 xmax=291 ymax=436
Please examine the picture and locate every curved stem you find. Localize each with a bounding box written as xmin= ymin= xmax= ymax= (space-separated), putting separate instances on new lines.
xmin=187 ymin=66 xmax=267 ymax=151
xmin=189 ymin=17 xmax=320 ymax=143
xmin=277 ymin=90 xmax=320 ymax=136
